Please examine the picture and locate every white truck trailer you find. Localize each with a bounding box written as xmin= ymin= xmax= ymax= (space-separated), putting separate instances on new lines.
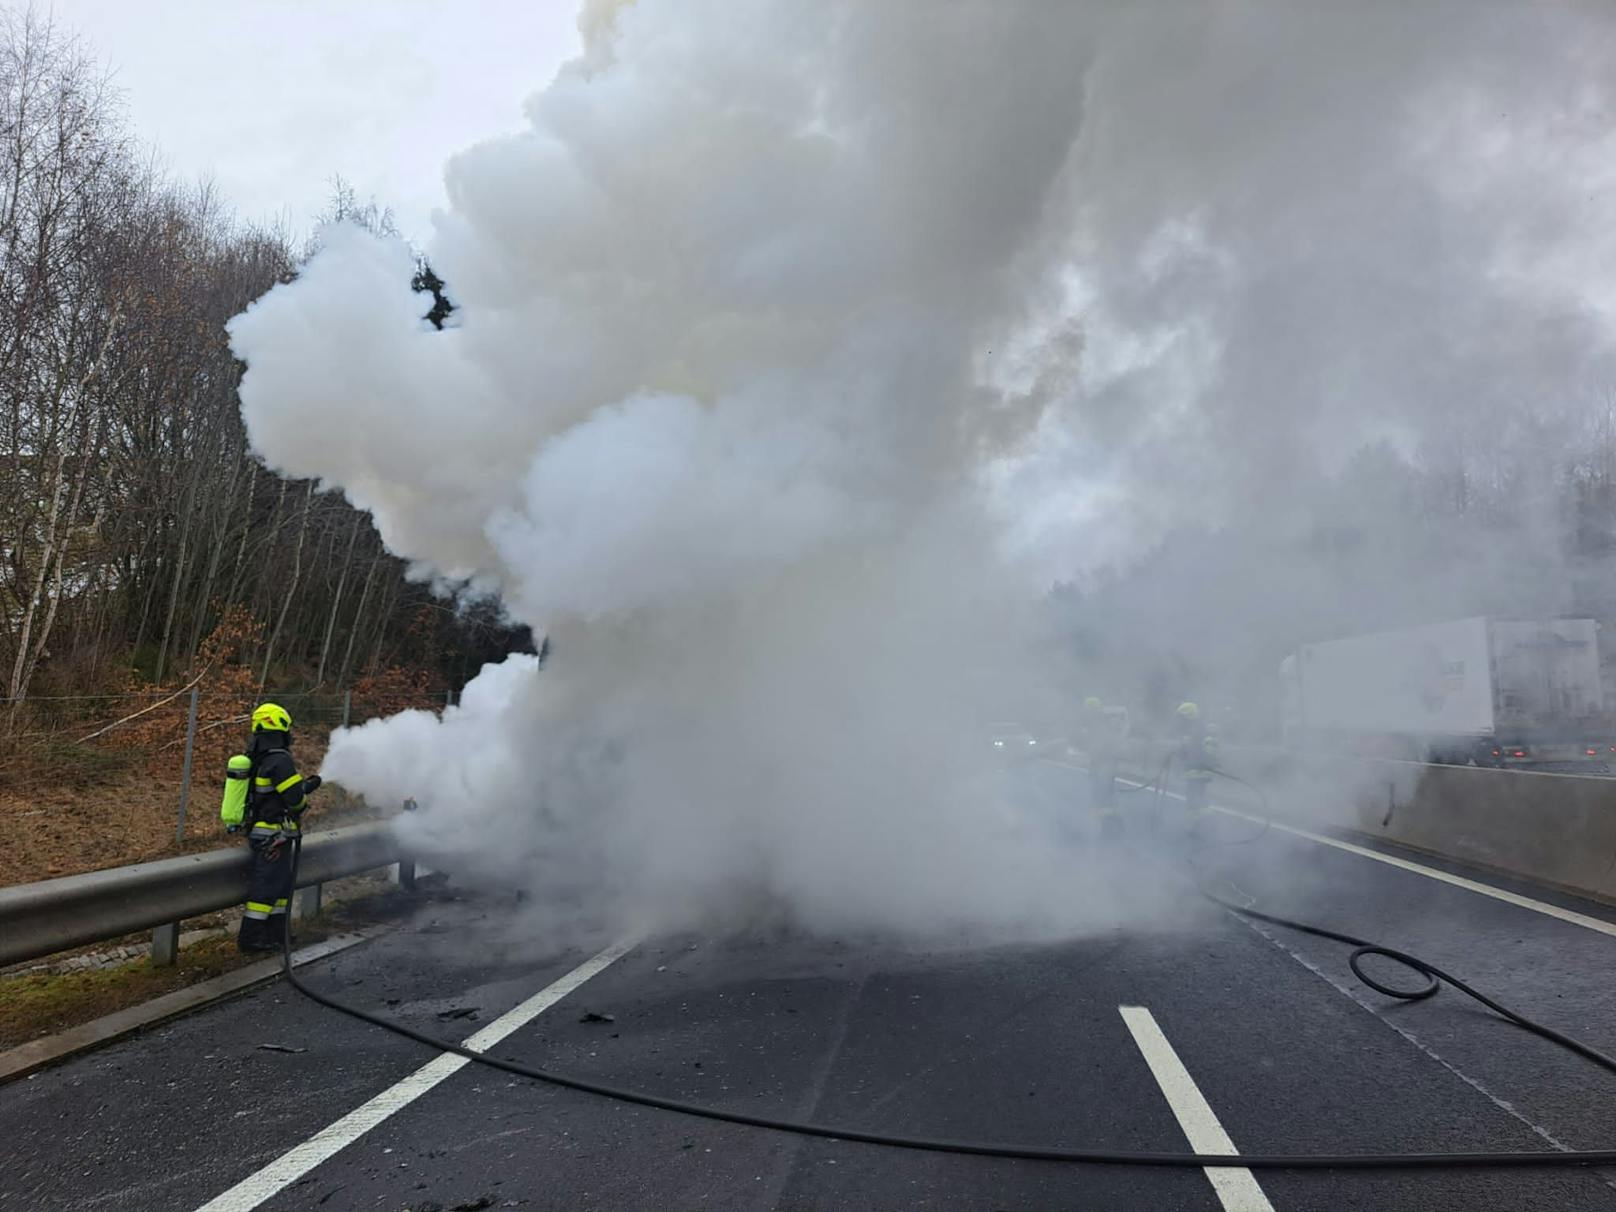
xmin=1279 ymin=617 xmax=1608 ymax=766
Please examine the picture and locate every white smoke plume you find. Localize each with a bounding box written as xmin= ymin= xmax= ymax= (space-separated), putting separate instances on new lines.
xmin=229 ymin=1 xmax=1616 ymax=938
xmin=987 ymin=2 xmax=1616 ymax=711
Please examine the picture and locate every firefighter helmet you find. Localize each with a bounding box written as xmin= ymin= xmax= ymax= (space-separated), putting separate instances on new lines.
xmin=251 ymin=702 xmax=293 ymax=733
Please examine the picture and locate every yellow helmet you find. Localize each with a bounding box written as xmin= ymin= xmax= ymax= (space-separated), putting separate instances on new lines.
xmin=252 ymin=702 xmax=292 ymax=733
xmin=1176 ymin=701 xmax=1200 ymax=720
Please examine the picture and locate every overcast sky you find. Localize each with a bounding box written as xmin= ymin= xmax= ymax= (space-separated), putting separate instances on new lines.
xmin=48 ymin=0 xmax=582 ymax=244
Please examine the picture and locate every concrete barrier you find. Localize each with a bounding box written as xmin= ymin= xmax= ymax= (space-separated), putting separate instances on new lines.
xmin=1212 ymin=746 xmax=1616 ymax=905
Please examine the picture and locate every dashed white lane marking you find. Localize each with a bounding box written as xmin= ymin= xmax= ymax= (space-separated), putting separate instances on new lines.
xmin=1049 ymin=759 xmax=1616 ymax=941
xmin=193 ymin=939 xmax=636 ymax=1212
xmin=1118 ymin=1005 xmax=1278 ymax=1212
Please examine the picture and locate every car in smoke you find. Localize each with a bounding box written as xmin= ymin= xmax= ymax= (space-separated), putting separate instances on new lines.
xmin=989 ymin=722 xmax=1041 ymax=761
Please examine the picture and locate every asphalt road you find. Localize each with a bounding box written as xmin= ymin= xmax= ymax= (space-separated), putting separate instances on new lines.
xmin=6 ymin=760 xmax=1616 ymax=1211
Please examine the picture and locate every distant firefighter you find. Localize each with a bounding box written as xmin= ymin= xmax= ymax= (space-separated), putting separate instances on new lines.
xmin=1174 ymin=701 xmax=1218 ymax=827
xmin=1082 ymin=696 xmax=1122 ymax=832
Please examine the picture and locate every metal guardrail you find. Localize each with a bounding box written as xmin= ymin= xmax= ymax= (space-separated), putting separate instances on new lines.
xmin=0 ymin=821 xmax=403 ymax=968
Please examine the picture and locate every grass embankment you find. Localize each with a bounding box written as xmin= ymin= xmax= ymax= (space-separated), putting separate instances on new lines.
xmin=0 ymin=741 xmax=383 ymax=886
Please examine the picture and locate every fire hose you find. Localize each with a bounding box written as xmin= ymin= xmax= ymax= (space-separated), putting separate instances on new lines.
xmin=277 ymin=774 xmax=1616 ymax=1170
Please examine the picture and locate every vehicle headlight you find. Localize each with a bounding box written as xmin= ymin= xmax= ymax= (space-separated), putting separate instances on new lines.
xmin=993 ymin=740 xmax=1005 ymax=747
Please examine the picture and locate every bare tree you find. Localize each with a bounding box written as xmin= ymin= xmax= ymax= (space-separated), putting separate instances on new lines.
xmin=0 ymin=13 xmax=508 ymax=737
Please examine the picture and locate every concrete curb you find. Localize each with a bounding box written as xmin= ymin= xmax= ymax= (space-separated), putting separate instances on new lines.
xmin=0 ymin=930 xmax=377 ymax=1085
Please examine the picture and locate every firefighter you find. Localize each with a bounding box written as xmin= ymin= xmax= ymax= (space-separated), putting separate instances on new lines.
xmin=1174 ymin=701 xmax=1218 ymax=830
xmin=1082 ymin=696 xmax=1121 ymax=833
xmin=236 ymin=702 xmax=322 ymax=953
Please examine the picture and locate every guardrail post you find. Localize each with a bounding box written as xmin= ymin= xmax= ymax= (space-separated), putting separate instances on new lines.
xmin=394 ymin=796 xmax=418 ymax=889
xmin=340 ymin=690 xmax=351 ymax=729
xmin=293 ymin=882 xmax=322 ymax=920
xmin=151 ymin=922 xmax=179 ymax=966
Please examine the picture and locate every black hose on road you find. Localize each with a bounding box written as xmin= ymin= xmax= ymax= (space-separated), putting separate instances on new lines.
xmin=280 ymin=804 xmax=1616 ymax=1171
xmin=1189 ymin=769 xmax=1616 ymax=1074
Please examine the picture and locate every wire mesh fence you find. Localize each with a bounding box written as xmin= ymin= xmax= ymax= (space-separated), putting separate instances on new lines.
xmin=0 ymin=683 xmax=450 ymax=887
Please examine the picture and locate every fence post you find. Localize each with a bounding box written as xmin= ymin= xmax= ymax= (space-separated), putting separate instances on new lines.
xmin=341 ymin=689 xmax=351 ymax=729
xmin=444 ymin=688 xmax=453 ymax=711
xmin=174 ymin=686 xmax=200 ymax=844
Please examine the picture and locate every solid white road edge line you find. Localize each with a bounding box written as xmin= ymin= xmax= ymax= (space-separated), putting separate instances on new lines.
xmin=1212 ymin=805 xmax=1616 ymax=942
xmin=1049 ymin=759 xmax=1616 ymax=942
xmin=1118 ymin=1005 xmax=1278 ymax=1212
xmin=192 ymin=938 xmax=637 ymax=1212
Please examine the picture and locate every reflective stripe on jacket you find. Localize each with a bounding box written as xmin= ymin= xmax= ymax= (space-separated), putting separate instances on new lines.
xmin=250 ymin=748 xmax=308 ymax=824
